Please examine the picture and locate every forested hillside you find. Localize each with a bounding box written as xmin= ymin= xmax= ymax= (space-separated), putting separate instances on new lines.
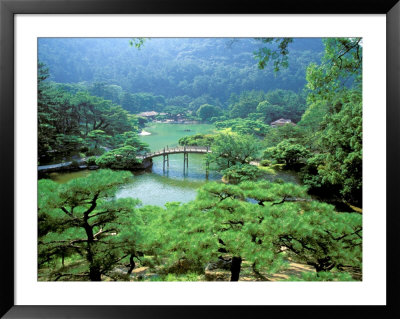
xmin=38 ymin=38 xmax=323 ymax=106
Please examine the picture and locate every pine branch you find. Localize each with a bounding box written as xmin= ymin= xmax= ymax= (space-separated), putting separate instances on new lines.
xmin=84 ymin=193 xmax=100 ymax=218
xmin=271 ymin=196 xmax=287 ymax=206
xmin=54 ymin=273 xmax=89 ymax=281
xmin=325 ymin=227 xmax=362 ymax=241
xmin=60 ymin=206 xmax=79 ymax=221
xmin=93 ymin=228 xmax=117 ymax=239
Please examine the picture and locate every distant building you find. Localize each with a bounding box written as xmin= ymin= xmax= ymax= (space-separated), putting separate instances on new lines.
xmin=137 ymin=111 xmax=159 ymax=119
xmin=270 ymin=118 xmax=295 ymax=127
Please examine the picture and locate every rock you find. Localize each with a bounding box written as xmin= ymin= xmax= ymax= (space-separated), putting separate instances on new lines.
xmin=205 ymin=270 xmax=231 ymax=281
xmin=204 ymin=258 xmax=232 ymax=281
xmin=130 ymin=158 xmax=153 ymax=170
xmin=166 ymin=259 xmax=198 ymax=274
xmin=131 ymin=266 xmax=149 ymax=275
xmin=205 ymin=258 xmax=231 ymax=271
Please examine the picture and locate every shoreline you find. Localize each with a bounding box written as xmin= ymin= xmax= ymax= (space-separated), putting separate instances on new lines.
xmin=139 ymin=130 xmax=151 ymax=136
xmin=152 ymin=120 xmax=200 ymax=124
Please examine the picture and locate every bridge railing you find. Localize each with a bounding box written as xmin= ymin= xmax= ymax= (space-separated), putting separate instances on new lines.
xmin=138 ymin=146 xmax=211 ymax=159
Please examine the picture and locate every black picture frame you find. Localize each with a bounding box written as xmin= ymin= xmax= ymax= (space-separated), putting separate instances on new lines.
xmin=1 ymin=0 xmax=399 ymax=318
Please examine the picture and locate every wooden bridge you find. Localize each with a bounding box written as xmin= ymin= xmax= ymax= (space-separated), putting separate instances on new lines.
xmin=137 ymin=146 xmax=211 ymax=171
xmin=38 ymin=146 xmax=212 ymax=175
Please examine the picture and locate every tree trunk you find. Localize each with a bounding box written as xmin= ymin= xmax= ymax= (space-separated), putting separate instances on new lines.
xmin=83 ymin=195 xmax=100 ymax=281
xmin=89 ymin=265 xmax=102 ymax=281
xmin=252 ymin=262 xmax=269 ymax=281
xmin=127 ymin=254 xmax=136 ymax=275
xmin=315 ymin=257 xmax=335 ymax=272
xmin=230 ymin=256 xmax=242 ymax=281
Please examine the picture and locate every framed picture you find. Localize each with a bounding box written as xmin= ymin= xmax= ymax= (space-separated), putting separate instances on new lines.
xmin=1 ymin=0 xmax=399 ymax=317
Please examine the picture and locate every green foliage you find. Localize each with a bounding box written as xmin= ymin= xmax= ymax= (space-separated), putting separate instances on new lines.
xmin=288 ymin=271 xmax=355 ymax=281
xmin=163 ymin=105 xmax=185 ymax=121
xmin=196 ymin=104 xmax=222 ymax=122
xmin=37 ymin=37 xmax=363 ymax=282
xmin=86 ymin=147 xmax=105 ymax=156
xmin=70 ymin=91 xmax=135 ymax=137
xmin=209 ymin=133 xmax=261 ymax=170
xmin=178 ymin=134 xmax=215 ymax=147
xmin=301 ymin=38 xmax=362 ymax=204
xmin=263 ymin=123 xmax=303 ymax=148
xmin=222 ymin=164 xmax=262 ymax=184
xmin=256 ymin=89 xmax=306 ymax=124
xmin=38 ymin=171 xmax=362 ymax=281
xmin=38 ymin=170 xmax=142 ymax=281
xmin=38 ymin=62 xmax=59 ymax=158
xmin=254 ymin=38 xmax=362 ymax=204
xmin=166 ymin=95 xmax=192 ymax=108
xmin=306 ymin=38 xmax=362 ymax=103
xmin=88 ymin=82 xmax=124 ymax=105
xmin=37 ymin=64 xmax=138 ymax=164
xmin=215 ymin=118 xmax=270 ymax=137
xmin=122 ymin=92 xmax=166 ymax=113
xmin=95 ymin=146 xmax=141 ymax=169
xmin=264 ymin=139 xmax=309 ymax=167
xmin=229 ymin=90 xmax=266 ymax=119
xmin=55 ymin=134 xmax=85 ymax=156
xmin=111 ymin=131 xmax=150 ymax=153
xmin=254 ymin=38 xmax=293 ymax=71
xmin=273 ymin=202 xmax=362 ymax=273
xmin=256 ymin=101 xmax=284 ymax=124
xmin=164 ymin=273 xmax=201 ymax=281
xmin=87 ymin=130 xmax=111 ymax=149
xmin=260 ymin=159 xmax=271 ymax=167
xmin=240 ymin=180 xmax=309 ymax=205
xmin=298 ymin=101 xmax=329 ymax=133
xmin=39 ymin=38 xmax=324 ymax=104
xmin=302 ymin=90 xmax=362 ymax=203
xmin=300 ymin=154 xmax=327 ymax=190
xmin=86 ymin=156 xmax=97 ymax=166
xmin=296 ymin=101 xmax=329 ymax=151
xmin=147 ymin=181 xmax=361 ymax=281
xmin=237 ymin=181 xmax=361 ymax=273
xmin=135 ymin=116 xmax=148 ymax=128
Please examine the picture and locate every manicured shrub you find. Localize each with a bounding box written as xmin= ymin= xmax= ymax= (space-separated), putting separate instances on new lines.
xmin=86 ymin=156 xmax=97 ymax=166
xmin=222 ymin=164 xmax=262 ymax=184
xmin=96 ymin=146 xmax=141 ymax=169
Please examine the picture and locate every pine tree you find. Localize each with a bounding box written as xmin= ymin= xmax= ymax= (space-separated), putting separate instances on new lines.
xmin=38 ymin=170 xmax=142 ymax=281
xmin=148 ymin=181 xmax=362 ymax=281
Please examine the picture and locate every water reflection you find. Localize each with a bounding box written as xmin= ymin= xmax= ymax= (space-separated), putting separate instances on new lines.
xmin=151 ymin=154 xmax=219 ymax=181
xmin=116 ymin=153 xmax=221 ymax=207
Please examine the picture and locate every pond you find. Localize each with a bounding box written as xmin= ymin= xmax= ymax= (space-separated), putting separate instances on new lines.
xmin=47 ymin=123 xmax=301 ymax=207
xmin=48 ymin=123 xmax=221 ymax=207
xmin=139 ymin=122 xmax=215 ymax=152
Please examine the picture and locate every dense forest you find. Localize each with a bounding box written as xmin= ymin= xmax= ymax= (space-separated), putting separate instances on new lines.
xmin=38 ymin=38 xmax=323 ymax=103
xmin=38 ymin=37 xmax=362 ymax=282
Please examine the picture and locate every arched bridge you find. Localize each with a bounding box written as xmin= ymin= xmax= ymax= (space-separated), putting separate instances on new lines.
xmin=137 ymin=146 xmax=211 ymax=160
xmin=137 ymin=146 xmax=211 ymax=171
